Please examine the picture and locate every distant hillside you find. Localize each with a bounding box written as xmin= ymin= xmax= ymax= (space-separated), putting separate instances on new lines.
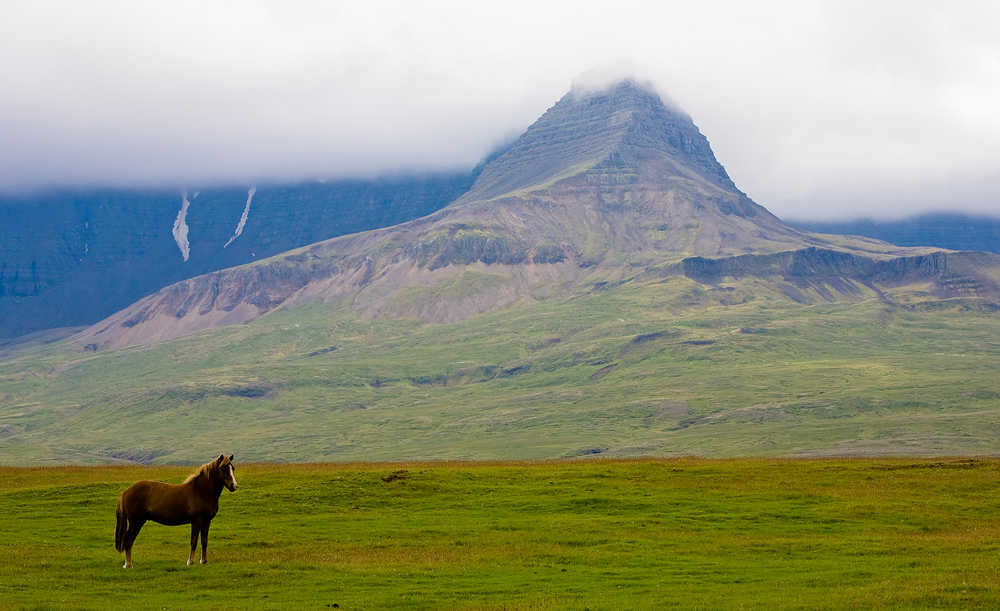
xmin=0 ymin=172 xmax=478 ymax=338
xmin=789 ymin=214 xmax=1000 ymax=254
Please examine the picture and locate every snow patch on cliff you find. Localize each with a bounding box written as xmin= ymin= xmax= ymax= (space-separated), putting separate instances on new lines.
xmin=224 ymin=186 xmax=256 ymax=248
xmin=172 ymin=191 xmax=196 ymax=261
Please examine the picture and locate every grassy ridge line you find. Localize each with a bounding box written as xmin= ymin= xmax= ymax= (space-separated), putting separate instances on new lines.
xmin=2 ymin=458 xmax=1000 ymax=610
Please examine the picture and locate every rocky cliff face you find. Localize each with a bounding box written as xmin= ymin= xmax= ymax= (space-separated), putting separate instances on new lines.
xmin=75 ymin=79 xmax=1000 ymax=350
xmin=0 ymin=172 xmax=476 ymax=338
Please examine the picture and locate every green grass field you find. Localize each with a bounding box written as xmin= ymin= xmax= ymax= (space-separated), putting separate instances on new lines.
xmin=3 ymin=458 xmax=1000 ymax=610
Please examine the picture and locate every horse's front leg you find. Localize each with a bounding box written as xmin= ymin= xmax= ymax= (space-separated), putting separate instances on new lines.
xmin=200 ymin=523 xmax=210 ymax=564
xmin=187 ymin=522 xmax=200 ymax=566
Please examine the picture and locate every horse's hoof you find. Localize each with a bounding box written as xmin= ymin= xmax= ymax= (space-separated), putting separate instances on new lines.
xmin=123 ymin=563 xmax=132 ymax=569
xmin=186 ymin=559 xmax=194 ymax=566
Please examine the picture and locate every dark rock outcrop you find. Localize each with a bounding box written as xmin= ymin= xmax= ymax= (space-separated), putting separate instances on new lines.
xmin=682 ymin=248 xmax=1000 ymax=301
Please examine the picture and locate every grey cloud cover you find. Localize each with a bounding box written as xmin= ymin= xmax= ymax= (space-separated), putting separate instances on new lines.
xmin=1 ymin=0 xmax=998 ymax=220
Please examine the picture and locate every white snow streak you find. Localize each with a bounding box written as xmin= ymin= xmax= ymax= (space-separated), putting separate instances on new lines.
xmin=172 ymin=191 xmax=195 ymax=261
xmin=224 ymin=186 xmax=256 ymax=248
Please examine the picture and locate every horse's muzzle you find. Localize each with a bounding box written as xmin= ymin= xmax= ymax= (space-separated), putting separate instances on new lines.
xmin=226 ymin=482 xmax=237 ymax=492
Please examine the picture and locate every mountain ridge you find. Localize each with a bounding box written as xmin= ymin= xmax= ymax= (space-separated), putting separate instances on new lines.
xmin=790 ymin=214 xmax=1000 ymax=254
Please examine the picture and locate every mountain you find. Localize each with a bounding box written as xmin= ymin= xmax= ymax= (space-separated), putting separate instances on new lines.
xmin=789 ymin=214 xmax=1000 ymax=254
xmin=78 ymin=80 xmax=999 ymax=352
xmin=0 ymin=172 xmax=477 ymax=339
xmin=75 ymin=81 xmax=844 ymax=349
xmin=6 ymin=77 xmax=1000 ymax=464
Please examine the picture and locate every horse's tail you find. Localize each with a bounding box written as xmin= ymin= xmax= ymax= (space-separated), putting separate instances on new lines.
xmin=115 ymin=491 xmax=127 ymax=553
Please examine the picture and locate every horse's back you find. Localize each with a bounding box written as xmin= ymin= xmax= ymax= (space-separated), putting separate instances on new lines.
xmin=121 ymin=480 xmax=197 ymax=526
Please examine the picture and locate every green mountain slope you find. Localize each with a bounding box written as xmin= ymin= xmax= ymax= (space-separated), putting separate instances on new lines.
xmin=3 ymin=273 xmax=1000 ymax=464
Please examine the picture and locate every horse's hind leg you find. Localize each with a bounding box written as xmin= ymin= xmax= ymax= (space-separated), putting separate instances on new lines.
xmin=123 ymin=519 xmax=145 ymax=569
xmin=199 ymin=523 xmax=210 ymax=564
xmin=187 ymin=522 xmax=200 ymax=565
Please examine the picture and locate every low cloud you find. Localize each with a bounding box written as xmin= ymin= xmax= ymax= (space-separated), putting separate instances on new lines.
xmin=1 ymin=1 xmax=998 ymax=221
xmin=571 ymin=62 xmax=643 ymax=95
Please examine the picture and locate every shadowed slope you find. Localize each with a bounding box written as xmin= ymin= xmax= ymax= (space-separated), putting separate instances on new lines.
xmin=790 ymin=213 xmax=1000 ymax=254
xmin=0 ymin=173 xmax=476 ymax=339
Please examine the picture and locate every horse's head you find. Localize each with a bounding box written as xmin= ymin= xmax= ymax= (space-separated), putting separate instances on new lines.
xmin=217 ymin=454 xmax=238 ymax=492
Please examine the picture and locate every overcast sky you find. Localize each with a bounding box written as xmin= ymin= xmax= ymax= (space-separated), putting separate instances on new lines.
xmin=1 ymin=1 xmax=998 ymax=220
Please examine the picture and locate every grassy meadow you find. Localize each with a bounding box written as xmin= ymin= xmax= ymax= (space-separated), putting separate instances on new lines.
xmin=3 ymin=458 xmax=1000 ymax=610
xmin=2 ymin=273 xmax=1000 ymax=463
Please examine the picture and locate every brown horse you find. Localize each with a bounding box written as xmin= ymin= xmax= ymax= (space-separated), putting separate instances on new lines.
xmin=115 ymin=454 xmax=238 ymax=568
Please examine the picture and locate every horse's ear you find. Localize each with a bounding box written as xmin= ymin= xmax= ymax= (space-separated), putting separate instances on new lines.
xmin=217 ymin=453 xmax=225 ymax=463
xmin=228 ymin=454 xmax=235 ymax=463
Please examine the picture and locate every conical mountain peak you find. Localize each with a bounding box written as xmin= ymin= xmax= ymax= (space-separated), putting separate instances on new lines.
xmin=78 ymin=76 xmax=826 ymax=349
xmin=457 ymin=79 xmax=737 ymax=204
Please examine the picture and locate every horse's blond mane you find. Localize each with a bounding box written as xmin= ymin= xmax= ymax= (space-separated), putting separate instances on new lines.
xmin=182 ymin=459 xmax=218 ymax=484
